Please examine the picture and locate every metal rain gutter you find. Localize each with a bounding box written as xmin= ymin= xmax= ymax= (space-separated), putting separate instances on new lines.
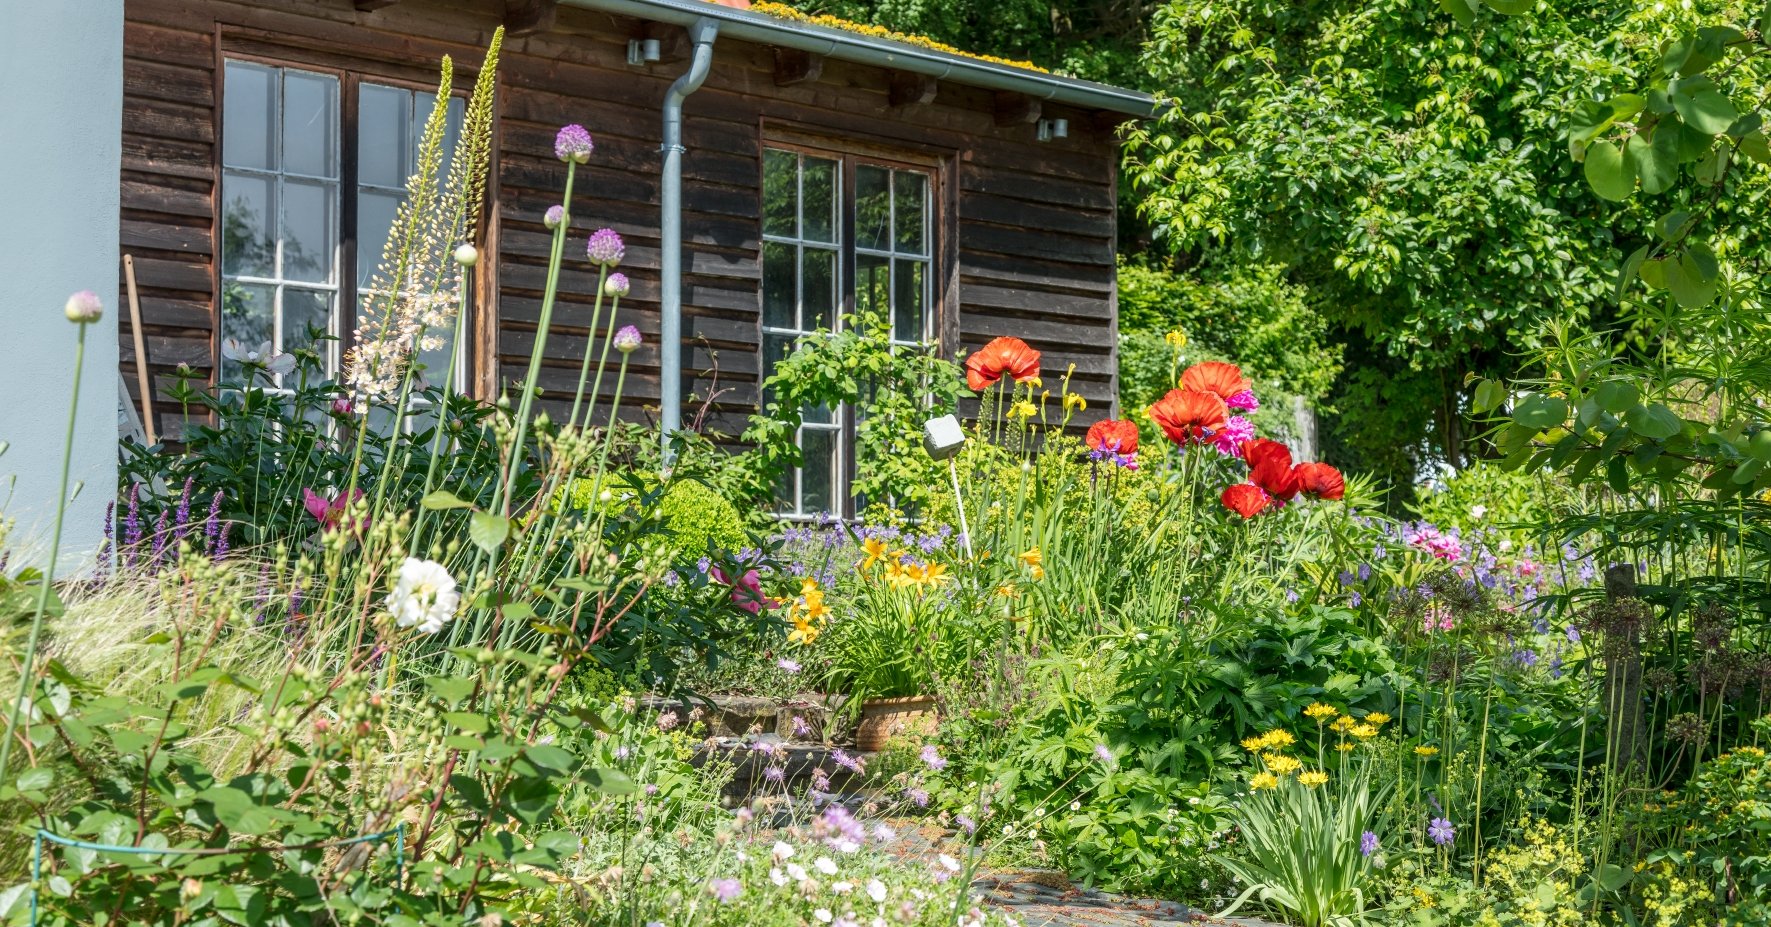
xmin=658 ymin=15 xmax=719 ymax=459
xmin=560 ymin=0 xmax=1156 ymax=117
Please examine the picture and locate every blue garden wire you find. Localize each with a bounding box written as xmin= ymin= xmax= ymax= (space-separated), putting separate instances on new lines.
xmin=29 ymin=823 xmax=404 ymax=926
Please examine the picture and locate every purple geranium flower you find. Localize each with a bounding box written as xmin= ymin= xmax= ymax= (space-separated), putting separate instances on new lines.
xmin=1428 ymin=817 xmax=1455 ymax=846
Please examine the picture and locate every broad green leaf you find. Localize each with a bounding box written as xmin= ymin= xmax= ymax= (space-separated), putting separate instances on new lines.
xmin=1607 ymin=456 xmax=1631 ymax=493
xmin=469 ymin=512 xmax=510 ymax=553
xmin=1625 ymin=129 xmax=1677 ymax=194
xmin=1512 ymin=394 xmax=1568 ymax=430
xmin=1624 ymin=403 xmax=1683 ymax=440
xmin=582 ymin=767 xmax=638 ymax=795
xmin=1583 ymin=139 xmax=1633 ymax=201
xmin=421 ymin=490 xmax=474 ymax=510
xmin=1480 ymin=0 xmax=1532 ymax=13
xmin=1742 ymin=131 xmax=1771 ymax=164
xmin=1672 ymin=80 xmax=1737 ymax=134
xmin=1593 ymin=381 xmax=1638 ymax=414
xmin=1596 ymin=862 xmax=1633 ymax=891
xmin=1473 ymin=378 xmax=1508 ymax=413
xmin=423 ymin=675 xmax=477 ymax=705
xmin=1616 ymin=245 xmax=1650 ymax=303
xmin=1732 ymin=459 xmax=1765 ymax=484
xmin=1655 ymin=210 xmax=1692 ymax=242
xmin=15 ymin=766 xmax=53 ymax=792
xmin=1439 ymin=0 xmax=1478 ymax=26
xmin=1665 ymin=248 xmax=1718 ymax=309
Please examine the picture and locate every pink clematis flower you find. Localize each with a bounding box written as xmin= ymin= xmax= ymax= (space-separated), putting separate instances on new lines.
xmin=303 ymin=487 xmax=367 ymax=534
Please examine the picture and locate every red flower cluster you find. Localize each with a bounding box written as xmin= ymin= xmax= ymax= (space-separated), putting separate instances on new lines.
xmin=1148 ymin=388 xmax=1228 ymax=446
xmin=1220 ymin=439 xmax=1345 ymax=517
xmin=965 ymin=336 xmax=1041 ymax=392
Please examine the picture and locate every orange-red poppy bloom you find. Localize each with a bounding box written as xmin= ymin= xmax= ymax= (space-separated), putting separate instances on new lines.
xmin=1181 ymin=361 xmax=1251 ymax=401
xmin=1222 ymin=483 xmax=1271 ymax=519
xmin=1294 ymin=462 xmax=1346 ymax=501
xmin=965 ymin=337 xmax=1042 ymax=392
xmin=1242 ymin=438 xmax=1299 ymax=501
xmin=1148 ymin=389 xmax=1228 ymax=446
xmin=1086 ymin=419 xmax=1140 ymax=455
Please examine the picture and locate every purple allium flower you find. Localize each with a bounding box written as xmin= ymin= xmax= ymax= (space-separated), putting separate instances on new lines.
xmin=777 ymin=658 xmax=801 ymax=674
xmin=63 ymin=290 xmax=103 ymax=323
xmin=586 ymin=228 xmax=625 ymax=267
xmin=1428 ymin=817 xmax=1455 ymax=846
xmin=613 ymin=324 xmax=642 ymax=354
xmin=544 ymin=204 xmax=566 ymax=229
xmin=1093 ymin=743 xmax=1114 ymax=765
xmin=1360 ymin=831 xmax=1379 ymax=856
xmin=905 ymin=787 xmax=930 ymax=808
xmin=605 ymin=272 xmax=632 ymax=298
xmin=708 ymin=878 xmax=742 ymax=903
xmin=554 ymin=124 xmax=594 ymax=163
xmin=1226 ymin=388 xmax=1259 ymax=412
xmin=919 ymin=744 xmax=947 ymax=771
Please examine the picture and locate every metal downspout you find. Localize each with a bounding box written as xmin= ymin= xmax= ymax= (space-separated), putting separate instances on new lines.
xmin=660 ymin=16 xmax=719 ymax=464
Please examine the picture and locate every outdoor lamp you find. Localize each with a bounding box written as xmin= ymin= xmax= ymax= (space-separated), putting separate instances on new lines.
xmin=923 ymin=414 xmax=974 ymax=558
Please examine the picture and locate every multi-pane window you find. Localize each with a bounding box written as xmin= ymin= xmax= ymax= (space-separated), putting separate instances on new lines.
xmin=761 ymin=145 xmax=936 ymax=519
xmin=220 ymin=59 xmax=465 ymax=388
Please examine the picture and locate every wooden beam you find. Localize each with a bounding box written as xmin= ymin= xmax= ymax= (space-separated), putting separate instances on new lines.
xmin=503 ymin=0 xmax=557 ymax=36
xmin=888 ymin=71 xmax=938 ymax=107
xmin=773 ymin=48 xmax=824 ymax=87
xmin=353 ymin=0 xmax=400 ymax=10
xmin=993 ymin=91 xmax=1042 ymax=127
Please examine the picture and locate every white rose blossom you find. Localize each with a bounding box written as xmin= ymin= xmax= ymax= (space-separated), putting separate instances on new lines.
xmin=387 ymin=557 xmax=461 ymax=634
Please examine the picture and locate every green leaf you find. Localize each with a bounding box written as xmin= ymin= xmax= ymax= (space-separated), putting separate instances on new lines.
xmin=1473 ymin=379 xmax=1508 ymax=413
xmin=1665 ymin=248 xmax=1718 ymax=309
xmin=1583 ymin=139 xmax=1634 ymax=201
xmin=1596 ymin=862 xmax=1633 ymax=892
xmin=1624 ymin=403 xmax=1683 ymax=441
xmin=1439 ymin=0 xmax=1478 ymax=26
xmin=1593 ymin=381 xmax=1638 ymax=414
xmin=1607 ymin=456 xmax=1631 ymax=494
xmin=1732 ymin=459 xmax=1764 ymax=485
xmin=469 ymin=512 xmax=510 ymax=553
xmin=1672 ymin=79 xmax=1738 ymax=134
xmin=1480 ymin=0 xmax=1532 ymax=13
xmin=421 ymin=490 xmax=474 ymax=510
xmin=1616 ymin=245 xmax=1650 ymax=303
xmin=15 ymin=766 xmax=53 ymax=792
xmin=581 ymin=767 xmax=638 ymax=795
xmin=1512 ymin=394 xmax=1568 ymax=430
xmin=1742 ymin=131 xmax=1771 ymax=164
xmin=423 ymin=675 xmax=477 ymax=705
xmin=1625 ymin=129 xmax=1677 ymax=195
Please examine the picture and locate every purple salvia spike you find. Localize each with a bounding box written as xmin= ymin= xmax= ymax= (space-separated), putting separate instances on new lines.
xmin=99 ymin=501 xmax=114 ymax=580
xmin=173 ymin=477 xmax=194 ymax=539
xmin=152 ymin=509 xmax=169 ymax=564
xmin=204 ymin=490 xmax=224 ymax=558
xmin=123 ymin=484 xmax=142 ymax=567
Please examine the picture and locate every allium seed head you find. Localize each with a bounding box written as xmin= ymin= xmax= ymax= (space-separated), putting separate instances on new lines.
xmin=586 ymin=228 xmax=625 ymax=267
xmin=64 ymin=290 xmax=103 ymax=323
xmin=554 ymin=124 xmax=594 ymax=163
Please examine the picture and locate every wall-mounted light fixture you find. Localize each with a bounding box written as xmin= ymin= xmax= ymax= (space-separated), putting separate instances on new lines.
xmin=923 ymin=414 xmax=973 ymax=557
xmin=627 ymin=38 xmax=662 ymax=66
xmin=1037 ymin=117 xmax=1070 ymax=142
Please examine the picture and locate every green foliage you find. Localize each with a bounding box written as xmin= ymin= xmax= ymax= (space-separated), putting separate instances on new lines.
xmin=1411 ymin=460 xmax=1578 ymax=542
xmin=743 ymin=310 xmax=963 ymax=515
xmin=1634 ymin=718 xmax=1771 ymax=925
xmin=563 ymin=473 xmax=749 ymax=559
xmin=1219 ymin=760 xmax=1392 ymax=927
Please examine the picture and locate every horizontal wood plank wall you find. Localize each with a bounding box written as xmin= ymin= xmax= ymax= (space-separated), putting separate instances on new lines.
xmin=121 ymin=0 xmax=1120 ymax=444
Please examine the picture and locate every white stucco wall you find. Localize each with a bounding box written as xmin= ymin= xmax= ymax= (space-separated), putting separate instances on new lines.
xmin=0 ymin=3 xmax=124 ymax=569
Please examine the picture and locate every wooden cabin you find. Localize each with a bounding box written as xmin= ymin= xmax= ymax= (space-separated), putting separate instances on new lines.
xmin=117 ymin=0 xmax=1153 ymax=518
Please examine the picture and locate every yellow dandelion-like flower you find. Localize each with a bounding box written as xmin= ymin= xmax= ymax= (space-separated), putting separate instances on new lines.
xmin=1029 ymin=564 xmax=1046 ymax=582
xmin=1335 ymin=742 xmax=1356 ymax=753
xmin=1264 ymin=753 xmax=1303 ymax=776
xmin=1364 ymin=712 xmax=1391 ymax=725
xmin=1299 ymin=771 xmax=1329 ymax=788
xmin=1414 ymin=745 xmax=1439 ymax=757
xmin=1241 ymin=735 xmax=1266 ymax=753
xmin=1330 ymin=715 xmax=1356 ymax=733
xmin=1304 ymin=703 xmax=1338 ymax=721
xmin=1249 ymin=772 xmax=1279 ymax=791
xmin=1263 ymin=730 xmax=1296 ymax=749
xmin=1350 ymin=723 xmax=1378 ymax=739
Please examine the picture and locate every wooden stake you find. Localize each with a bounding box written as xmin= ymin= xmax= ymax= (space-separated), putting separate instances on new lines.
xmin=123 ymin=254 xmax=157 ymax=444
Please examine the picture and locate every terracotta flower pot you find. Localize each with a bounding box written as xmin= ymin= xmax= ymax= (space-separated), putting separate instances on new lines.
xmin=854 ymin=695 xmax=938 ymax=752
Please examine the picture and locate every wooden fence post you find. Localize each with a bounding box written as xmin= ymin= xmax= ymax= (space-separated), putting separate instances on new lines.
xmin=1603 ymin=563 xmax=1647 ymax=776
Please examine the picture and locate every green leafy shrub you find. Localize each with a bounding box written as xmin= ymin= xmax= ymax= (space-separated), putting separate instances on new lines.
xmin=563 ymin=473 xmax=749 ymax=559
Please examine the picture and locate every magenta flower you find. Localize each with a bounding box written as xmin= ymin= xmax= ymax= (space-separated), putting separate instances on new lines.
xmin=711 ymin=565 xmax=765 ymax=614
xmin=554 ymin=124 xmax=593 ymax=163
xmin=1226 ymin=388 xmax=1259 ymax=412
xmin=613 ymin=325 xmax=642 ymax=354
xmin=586 ymin=228 xmax=625 ymax=267
xmin=1209 ymin=415 xmax=1257 ymax=457
xmin=302 ymin=488 xmax=366 ymax=534
xmin=544 ymin=204 xmax=565 ymax=229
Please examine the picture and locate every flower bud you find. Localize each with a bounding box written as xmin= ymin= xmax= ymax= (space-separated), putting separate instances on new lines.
xmin=63 ymin=290 xmax=103 ymax=323
xmin=544 ymin=204 xmax=565 ymax=229
xmin=604 ymin=272 xmax=631 ymax=298
xmin=614 ymin=325 xmax=642 ymax=354
xmin=453 ymin=243 xmax=479 ymax=266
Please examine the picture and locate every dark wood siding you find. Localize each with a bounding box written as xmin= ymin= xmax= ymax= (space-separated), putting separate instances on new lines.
xmin=119 ymin=0 xmax=1122 ymax=442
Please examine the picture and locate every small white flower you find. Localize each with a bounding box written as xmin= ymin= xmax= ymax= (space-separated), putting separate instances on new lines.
xmin=1470 ymin=504 xmax=1488 ymax=520
xmin=865 ymin=879 xmax=887 ymax=903
xmin=387 ymin=557 xmax=461 ymax=634
xmin=814 ymin=856 xmax=838 ymax=875
xmin=1069 ymin=801 xmax=1080 ymax=811
xmin=814 ymin=909 xmax=833 ymax=923
xmin=831 ymin=881 xmax=853 ymax=895
xmin=773 ymin=840 xmax=796 ymax=861
xmin=936 ymin=854 xmax=960 ymax=873
xmin=770 ymin=867 xmax=788 ymax=887
xmin=787 ymin=863 xmax=809 ymax=881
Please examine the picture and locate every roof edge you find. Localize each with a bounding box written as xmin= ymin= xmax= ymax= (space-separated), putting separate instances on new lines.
xmin=558 ymin=0 xmax=1156 ymax=118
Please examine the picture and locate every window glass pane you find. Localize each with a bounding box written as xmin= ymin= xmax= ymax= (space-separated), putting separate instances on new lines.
xmin=358 ymin=190 xmax=403 ymax=287
xmin=762 ymin=332 xmax=795 ymax=406
xmin=802 ymin=247 xmax=836 ymax=330
xmin=894 ymin=171 xmax=928 ymax=255
xmin=221 ymin=172 xmax=275 ymax=278
xmin=855 ymin=165 xmax=890 ymax=252
xmin=220 ymin=282 xmax=275 ymax=381
xmin=359 ymin=84 xmax=410 ymax=188
xmin=282 ymin=71 xmax=338 ymax=178
xmin=762 ymin=149 xmax=798 ymax=238
xmin=800 ymin=428 xmax=837 ymax=516
xmin=282 ymin=179 xmax=335 ymax=283
xmin=802 ymin=156 xmax=838 ymax=244
xmin=763 ymin=241 xmax=797 ymax=329
xmin=283 ymin=288 xmax=333 ymax=366
xmin=773 ymin=464 xmax=797 ymax=516
xmin=223 ymin=61 xmax=277 ymax=171
xmin=856 ymin=253 xmax=889 ymax=318
xmin=894 ymin=259 xmax=926 ymax=343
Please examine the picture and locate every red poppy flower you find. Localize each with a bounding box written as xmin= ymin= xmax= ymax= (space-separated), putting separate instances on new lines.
xmin=1241 ymin=439 xmax=1299 ymax=501
xmin=1148 ymin=389 xmax=1228 ymax=446
xmin=1293 ymin=462 xmax=1346 ymax=501
xmin=1085 ymin=419 xmax=1140 ymax=455
xmin=1221 ymin=483 xmax=1271 ymax=519
xmin=1181 ymin=361 xmax=1251 ymax=401
xmin=965 ymin=337 xmax=1042 ymax=392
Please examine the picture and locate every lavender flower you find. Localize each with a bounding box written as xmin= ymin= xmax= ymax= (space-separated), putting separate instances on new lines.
xmin=905 ymin=787 xmax=930 ymax=808
xmin=613 ymin=324 xmax=641 ymax=354
xmin=1428 ymin=817 xmax=1455 ymax=846
xmin=203 ymin=491 xmax=224 ymax=557
xmin=1094 ymin=743 xmax=1114 ymax=765
xmin=955 ymin=814 xmax=976 ymax=835
xmin=816 ymin=805 xmax=868 ymax=853
xmin=605 ymin=272 xmax=631 ymax=298
xmin=791 ymin=715 xmax=812 ymax=737
xmin=554 ymin=124 xmax=594 ymax=163
xmin=99 ymin=502 xmax=114 ymax=578
xmin=63 ymin=290 xmax=103 ymax=323
xmin=123 ymin=484 xmax=142 ymax=555
xmin=173 ymin=477 xmax=194 ymax=540
xmin=831 ymin=749 xmax=865 ymax=774
xmin=777 ymin=658 xmax=802 ymax=674
xmin=152 ymin=509 xmax=169 ymax=564
xmin=708 ymin=878 xmax=742 ymax=903
xmin=920 ymin=744 xmax=947 ymax=770
xmin=544 ymin=204 xmax=565 ymax=229
xmin=586 ymin=228 xmax=625 ymax=267
xmin=1360 ymin=831 xmax=1379 ymax=856
xmin=1565 ymin=626 xmax=1581 ymax=644
xmin=764 ymin=765 xmax=786 ymax=783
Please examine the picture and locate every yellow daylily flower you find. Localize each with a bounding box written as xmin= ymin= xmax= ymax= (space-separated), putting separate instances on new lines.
xmin=859 ymin=537 xmax=889 ymax=570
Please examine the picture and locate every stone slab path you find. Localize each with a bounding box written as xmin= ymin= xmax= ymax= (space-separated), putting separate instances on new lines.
xmin=976 ymin=874 xmax=1282 ymax=927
